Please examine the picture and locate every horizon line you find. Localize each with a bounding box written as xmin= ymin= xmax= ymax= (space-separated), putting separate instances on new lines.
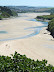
xmin=0 ymin=5 xmax=54 ymax=8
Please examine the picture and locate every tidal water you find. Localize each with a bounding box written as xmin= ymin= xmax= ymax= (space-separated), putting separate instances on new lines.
xmin=0 ymin=31 xmax=7 ymax=34
xmin=0 ymin=19 xmax=48 ymax=41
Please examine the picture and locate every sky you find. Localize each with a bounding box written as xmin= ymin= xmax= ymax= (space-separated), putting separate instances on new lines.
xmin=0 ymin=0 xmax=54 ymax=7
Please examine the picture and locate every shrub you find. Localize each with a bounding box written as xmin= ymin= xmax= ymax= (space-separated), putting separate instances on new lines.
xmin=0 ymin=6 xmax=18 ymax=19
xmin=0 ymin=51 xmax=54 ymax=72
xmin=48 ymin=19 xmax=54 ymax=38
xmin=0 ymin=15 xmax=3 ymax=20
xmin=12 ymin=10 xmax=18 ymax=16
xmin=1 ymin=12 xmax=10 ymax=18
xmin=37 ymin=15 xmax=54 ymax=20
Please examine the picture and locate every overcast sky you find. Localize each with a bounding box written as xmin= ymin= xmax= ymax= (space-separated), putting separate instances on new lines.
xmin=0 ymin=0 xmax=54 ymax=7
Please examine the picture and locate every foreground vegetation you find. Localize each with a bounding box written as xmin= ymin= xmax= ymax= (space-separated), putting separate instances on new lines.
xmin=0 ymin=51 xmax=54 ymax=72
xmin=0 ymin=6 xmax=18 ymax=20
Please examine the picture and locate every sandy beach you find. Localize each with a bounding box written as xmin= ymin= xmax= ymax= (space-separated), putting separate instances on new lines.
xmin=0 ymin=13 xmax=54 ymax=65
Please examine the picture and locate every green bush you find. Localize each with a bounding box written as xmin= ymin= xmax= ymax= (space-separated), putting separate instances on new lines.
xmin=0 ymin=6 xmax=18 ymax=19
xmin=48 ymin=19 xmax=54 ymax=37
xmin=0 ymin=51 xmax=54 ymax=72
xmin=37 ymin=15 xmax=54 ymax=20
xmin=12 ymin=10 xmax=18 ymax=16
xmin=0 ymin=6 xmax=13 ymax=16
xmin=0 ymin=15 xmax=2 ymax=20
xmin=1 ymin=12 xmax=10 ymax=18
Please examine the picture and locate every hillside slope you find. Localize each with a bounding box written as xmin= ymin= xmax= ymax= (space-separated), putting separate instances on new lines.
xmin=0 ymin=6 xmax=18 ymax=20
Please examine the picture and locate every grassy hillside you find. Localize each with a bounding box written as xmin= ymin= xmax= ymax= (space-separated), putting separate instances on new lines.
xmin=0 ymin=6 xmax=18 ymax=20
xmin=0 ymin=51 xmax=54 ymax=72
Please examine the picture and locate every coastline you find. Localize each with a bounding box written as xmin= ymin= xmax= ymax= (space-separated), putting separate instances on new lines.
xmin=0 ymin=13 xmax=54 ymax=65
xmin=36 ymin=18 xmax=50 ymax=22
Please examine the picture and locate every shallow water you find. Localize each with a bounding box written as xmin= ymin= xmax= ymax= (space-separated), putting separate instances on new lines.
xmin=0 ymin=19 xmax=48 ymax=41
xmin=0 ymin=31 xmax=7 ymax=34
xmin=28 ymin=19 xmax=48 ymax=26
